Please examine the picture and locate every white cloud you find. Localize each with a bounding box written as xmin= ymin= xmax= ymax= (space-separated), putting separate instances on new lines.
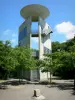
xmin=3 ymin=29 xmax=11 ymax=35
xmin=55 ymin=22 xmax=75 ymax=39
xmin=3 ymin=29 xmax=17 ymax=37
xmin=31 ymin=37 xmax=38 ymax=43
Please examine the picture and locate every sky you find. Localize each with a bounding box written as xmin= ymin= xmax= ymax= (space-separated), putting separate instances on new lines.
xmin=0 ymin=0 xmax=75 ymax=49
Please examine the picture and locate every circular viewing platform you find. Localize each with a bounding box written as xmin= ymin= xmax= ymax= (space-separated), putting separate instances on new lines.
xmin=20 ymin=4 xmax=50 ymax=22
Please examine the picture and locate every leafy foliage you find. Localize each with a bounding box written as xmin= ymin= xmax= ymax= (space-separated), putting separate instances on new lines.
xmin=0 ymin=41 xmax=16 ymax=79
xmin=0 ymin=41 xmax=36 ymax=79
xmin=52 ymin=37 xmax=75 ymax=79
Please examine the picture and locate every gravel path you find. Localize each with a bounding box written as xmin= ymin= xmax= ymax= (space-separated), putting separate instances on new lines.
xmin=0 ymin=83 xmax=75 ymax=100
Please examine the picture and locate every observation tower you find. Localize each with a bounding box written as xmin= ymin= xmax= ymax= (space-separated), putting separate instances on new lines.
xmin=19 ymin=4 xmax=53 ymax=81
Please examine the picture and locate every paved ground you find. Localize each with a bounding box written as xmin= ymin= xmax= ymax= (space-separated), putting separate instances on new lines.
xmin=0 ymin=80 xmax=75 ymax=100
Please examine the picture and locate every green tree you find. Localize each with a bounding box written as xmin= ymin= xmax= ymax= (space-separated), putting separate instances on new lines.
xmin=51 ymin=51 xmax=75 ymax=89
xmin=52 ymin=41 xmax=60 ymax=53
xmin=13 ymin=46 xmax=36 ymax=81
xmin=43 ymin=52 xmax=63 ymax=83
xmin=39 ymin=54 xmax=55 ymax=83
xmin=51 ymin=37 xmax=75 ymax=89
xmin=0 ymin=40 xmax=16 ymax=79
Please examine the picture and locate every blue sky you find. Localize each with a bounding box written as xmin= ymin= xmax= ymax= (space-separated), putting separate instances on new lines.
xmin=0 ymin=0 xmax=75 ymax=48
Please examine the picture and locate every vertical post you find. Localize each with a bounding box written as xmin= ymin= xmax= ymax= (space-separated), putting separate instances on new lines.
xmin=38 ymin=18 xmax=42 ymax=81
xmin=29 ymin=16 xmax=32 ymax=49
xmin=29 ymin=17 xmax=32 ymax=81
xmin=38 ymin=22 xmax=41 ymax=60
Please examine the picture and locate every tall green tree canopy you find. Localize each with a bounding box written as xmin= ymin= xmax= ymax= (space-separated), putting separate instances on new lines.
xmin=14 ymin=46 xmax=36 ymax=70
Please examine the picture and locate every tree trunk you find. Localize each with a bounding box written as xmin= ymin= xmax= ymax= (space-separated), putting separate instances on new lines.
xmin=49 ymin=71 xmax=51 ymax=84
xmin=7 ymin=71 xmax=10 ymax=80
xmin=47 ymin=71 xmax=48 ymax=80
xmin=18 ymin=69 xmax=21 ymax=84
xmin=20 ymin=68 xmax=23 ymax=83
xmin=21 ymin=68 xmax=23 ymax=81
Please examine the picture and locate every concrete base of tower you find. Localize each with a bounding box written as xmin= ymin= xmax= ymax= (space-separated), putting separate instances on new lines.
xmin=30 ymin=69 xmax=40 ymax=81
xmin=23 ymin=69 xmax=50 ymax=82
xmin=39 ymin=70 xmax=50 ymax=81
xmin=30 ymin=69 xmax=50 ymax=82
